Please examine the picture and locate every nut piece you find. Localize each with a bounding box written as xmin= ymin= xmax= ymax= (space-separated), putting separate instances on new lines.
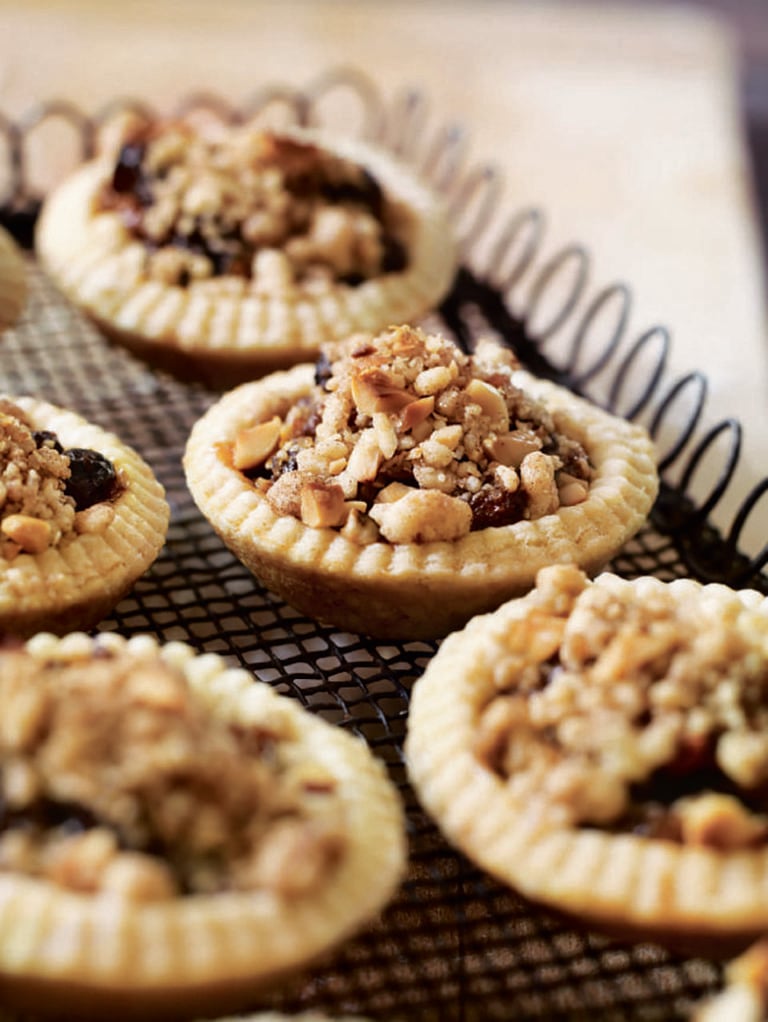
xmin=519 ymin=451 xmax=559 ymax=519
xmin=465 ymin=379 xmax=510 ymax=430
xmin=300 ymin=481 xmax=348 ymax=528
xmin=342 ymin=429 xmax=383 ymax=486
xmin=400 ymin=395 xmax=435 ymax=432
xmin=1 ymin=514 xmax=52 ymax=554
xmin=351 ymin=375 xmax=413 ymax=415
xmin=484 ymin=431 xmax=541 ymax=468
xmin=233 ymin=416 xmax=282 ymax=470
xmin=74 ymin=503 xmax=116 ymax=535
xmin=678 ymin=793 xmax=768 ymax=850
xmin=100 ymin=852 xmax=178 ymax=903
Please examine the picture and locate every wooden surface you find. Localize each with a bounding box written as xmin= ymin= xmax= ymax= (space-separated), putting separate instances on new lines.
xmin=0 ymin=0 xmax=766 ymax=553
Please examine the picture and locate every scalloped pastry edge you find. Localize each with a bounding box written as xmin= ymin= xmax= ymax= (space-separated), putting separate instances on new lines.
xmin=405 ymin=573 xmax=768 ymax=955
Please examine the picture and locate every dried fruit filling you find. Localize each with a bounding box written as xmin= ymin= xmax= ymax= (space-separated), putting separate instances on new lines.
xmin=0 ymin=641 xmax=345 ymax=901
xmin=0 ymin=401 xmax=121 ymax=558
xmin=228 ymin=326 xmax=594 ymax=544
xmin=474 ymin=565 xmax=768 ymax=851
xmin=100 ymin=122 xmax=410 ymax=291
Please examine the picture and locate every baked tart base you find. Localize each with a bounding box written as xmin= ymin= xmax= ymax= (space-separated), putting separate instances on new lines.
xmin=0 ymin=396 xmax=169 ymax=638
xmin=0 ymin=633 xmax=406 ymax=1019
xmin=0 ymin=225 xmax=28 ymax=333
xmin=35 ymin=123 xmax=457 ymax=389
xmin=405 ymin=568 xmax=768 ymax=956
xmin=183 ymin=331 xmax=658 ymax=640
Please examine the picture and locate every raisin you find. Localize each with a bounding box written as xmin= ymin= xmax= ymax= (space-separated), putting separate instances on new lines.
xmin=63 ymin=448 xmax=118 ymax=510
xmin=314 ymin=350 xmax=333 ymax=389
xmin=320 ymin=169 xmax=384 ymax=217
xmin=0 ymin=796 xmax=99 ymax=837
xmin=339 ymin=272 xmax=365 ymax=287
xmin=380 ymin=235 xmax=408 ymax=274
xmin=269 ymin=444 xmax=301 ymax=480
xmin=468 ymin=486 xmax=527 ymax=530
xmin=111 ymin=140 xmax=147 ymax=195
xmin=32 ymin=430 xmax=63 ymax=453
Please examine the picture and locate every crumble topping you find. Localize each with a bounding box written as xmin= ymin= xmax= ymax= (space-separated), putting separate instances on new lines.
xmin=0 ymin=401 xmax=120 ymax=559
xmin=0 ymin=640 xmax=345 ymax=901
xmin=227 ymin=325 xmax=593 ymax=543
xmin=475 ymin=565 xmax=768 ymax=847
xmin=100 ymin=121 xmax=411 ymax=295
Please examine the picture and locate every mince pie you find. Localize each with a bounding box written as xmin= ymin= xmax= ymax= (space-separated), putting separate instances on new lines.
xmin=406 ymin=565 xmax=768 ymax=953
xmin=0 ymin=632 xmax=405 ymax=1018
xmin=35 ymin=117 xmax=456 ymax=387
xmin=0 ymin=396 xmax=169 ymax=637
xmin=183 ymin=325 xmax=658 ymax=639
xmin=0 ymin=225 xmax=27 ymax=333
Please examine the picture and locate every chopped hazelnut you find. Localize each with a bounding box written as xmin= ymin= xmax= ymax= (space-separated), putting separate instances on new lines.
xmin=678 ymin=793 xmax=768 ymax=850
xmin=1 ymin=514 xmax=52 ymax=554
xmin=465 ymin=378 xmax=510 ymax=430
xmin=351 ymin=374 xmax=413 ymax=415
xmin=399 ymin=395 xmax=435 ymax=432
xmin=233 ymin=416 xmax=283 ymax=470
xmin=300 ymin=480 xmax=348 ymax=528
xmin=74 ymin=503 xmax=116 ymax=535
xmin=484 ymin=431 xmax=541 ymax=467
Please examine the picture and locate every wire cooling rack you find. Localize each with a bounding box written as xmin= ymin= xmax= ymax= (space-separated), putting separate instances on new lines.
xmin=2 ymin=68 xmax=768 ymax=1021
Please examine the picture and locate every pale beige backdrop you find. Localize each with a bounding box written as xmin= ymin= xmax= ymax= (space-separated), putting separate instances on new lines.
xmin=1 ymin=0 xmax=766 ymax=553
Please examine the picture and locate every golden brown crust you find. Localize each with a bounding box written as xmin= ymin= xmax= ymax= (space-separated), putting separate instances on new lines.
xmin=405 ymin=571 xmax=768 ymax=955
xmin=183 ymin=350 xmax=658 ymax=640
xmin=0 ymin=397 xmax=169 ymax=638
xmin=0 ymin=226 xmax=28 ymax=333
xmin=0 ymin=633 xmax=406 ymax=1019
xmin=35 ymin=125 xmax=457 ymax=389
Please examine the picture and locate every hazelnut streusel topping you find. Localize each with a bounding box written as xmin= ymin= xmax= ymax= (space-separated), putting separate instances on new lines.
xmin=0 ymin=640 xmax=345 ymax=901
xmin=0 ymin=401 xmax=75 ymax=558
xmin=475 ymin=565 xmax=768 ymax=847
xmin=228 ymin=325 xmax=593 ymax=543
xmin=101 ymin=122 xmax=410 ymax=295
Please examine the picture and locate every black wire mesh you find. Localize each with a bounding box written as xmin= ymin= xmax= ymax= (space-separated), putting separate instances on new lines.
xmin=1 ymin=68 xmax=767 ymax=1020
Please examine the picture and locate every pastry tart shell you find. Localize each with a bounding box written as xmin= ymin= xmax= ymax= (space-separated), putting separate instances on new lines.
xmin=0 ymin=633 xmax=406 ymax=1019
xmin=405 ymin=574 xmax=768 ymax=956
xmin=183 ymin=365 xmax=658 ymax=640
xmin=0 ymin=225 xmax=28 ymax=333
xmin=0 ymin=397 xmax=169 ymax=639
xmin=35 ymin=128 xmax=457 ymax=389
